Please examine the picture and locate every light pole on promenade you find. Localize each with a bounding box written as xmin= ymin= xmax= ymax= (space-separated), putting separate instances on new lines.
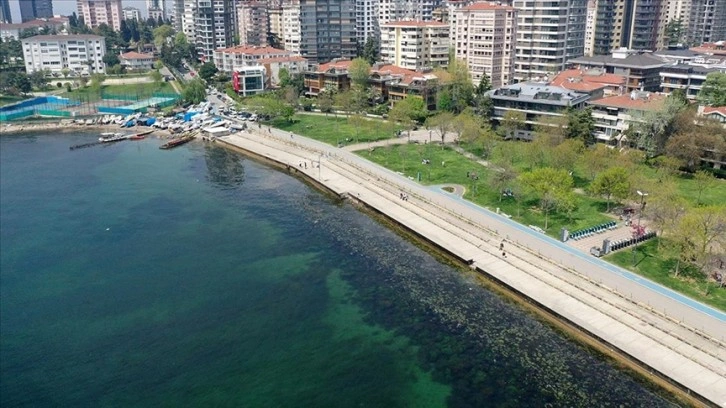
xmin=633 ymin=190 xmax=648 ymax=265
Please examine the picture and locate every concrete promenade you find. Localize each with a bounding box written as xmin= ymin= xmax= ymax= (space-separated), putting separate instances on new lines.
xmin=215 ymin=127 xmax=726 ymax=407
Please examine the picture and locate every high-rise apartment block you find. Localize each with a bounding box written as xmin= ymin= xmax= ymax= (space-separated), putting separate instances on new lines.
xmin=299 ymin=0 xmax=357 ymax=63
xmin=282 ymin=2 xmax=301 ymax=54
xmin=584 ymin=0 xmax=665 ymax=56
xmin=122 ymin=7 xmax=142 ymax=21
xmin=688 ymin=0 xmax=726 ymax=44
xmin=452 ymin=3 xmax=517 ymax=88
xmin=147 ymin=0 xmax=165 ymax=19
xmin=19 ymin=0 xmax=53 ymax=23
xmin=356 ymin=0 xmax=380 ymax=45
xmin=0 ymin=0 xmax=12 ymax=24
xmin=378 ymin=0 xmax=444 ymax=26
xmin=380 ymin=21 xmax=449 ymax=71
xmin=512 ymin=0 xmax=588 ymax=82
xmin=193 ymin=0 xmax=234 ymax=62
xmin=77 ymin=0 xmax=123 ymax=31
xmin=269 ymin=7 xmax=284 ymax=42
xmin=237 ymin=2 xmax=270 ymax=47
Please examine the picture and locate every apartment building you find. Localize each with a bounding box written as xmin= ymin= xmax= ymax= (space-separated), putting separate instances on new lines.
xmin=487 ymin=82 xmax=590 ymax=140
xmin=0 ymin=17 xmax=69 ymax=41
xmin=232 ymin=66 xmax=265 ymax=96
xmin=688 ymin=0 xmax=726 ymax=44
xmin=356 ymin=0 xmax=380 ymax=45
xmin=119 ymin=51 xmax=155 ymax=70
xmin=299 ymin=0 xmax=357 ymax=63
xmin=213 ymin=45 xmax=294 ymax=73
xmin=282 ymin=2 xmax=301 ymax=54
xmin=378 ymin=0 xmax=444 ymax=26
xmin=19 ymin=0 xmax=53 ymax=22
xmin=512 ymin=0 xmax=588 ymax=82
xmin=269 ymin=7 xmax=283 ymax=41
xmin=452 ymin=2 xmax=517 ymax=88
xmin=122 ymin=7 xmax=142 ymax=21
xmin=21 ymin=34 xmax=106 ymax=75
xmin=568 ymin=48 xmax=669 ymax=91
xmin=659 ymin=64 xmax=723 ymax=99
xmin=304 ymin=59 xmax=352 ymax=96
xmin=237 ymin=2 xmax=269 ymax=47
xmin=588 ymin=91 xmax=667 ymax=144
xmin=585 ymin=0 xmax=666 ymax=56
xmin=380 ymin=21 xmax=449 ymax=71
xmin=193 ymin=0 xmax=234 ymax=62
xmin=147 ymin=0 xmax=165 ymax=19
xmin=584 ymin=0 xmax=597 ymax=56
xmin=1 ymin=0 xmax=11 ymax=24
xmin=549 ymin=68 xmax=625 ymax=98
xmin=77 ymin=0 xmax=123 ymax=30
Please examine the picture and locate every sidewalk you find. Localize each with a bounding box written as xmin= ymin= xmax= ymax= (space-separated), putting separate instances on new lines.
xmin=216 ymin=127 xmax=726 ymax=407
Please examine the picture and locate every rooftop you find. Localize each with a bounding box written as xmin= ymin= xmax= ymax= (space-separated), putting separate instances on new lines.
xmin=21 ymin=34 xmax=103 ymax=41
xmin=316 ymin=59 xmax=353 ymax=73
xmin=701 ymin=106 xmax=726 ymax=117
xmin=550 ymin=69 xmax=625 ymax=92
xmin=489 ymin=83 xmax=589 ymax=103
xmin=381 ymin=20 xmax=449 ymax=27
xmin=370 ymin=64 xmax=437 ymax=85
xmin=460 ymin=2 xmax=516 ymax=11
xmin=588 ymin=92 xmax=667 ymax=111
xmin=568 ymin=51 xmax=668 ymax=69
xmin=257 ymin=56 xmax=308 ymax=64
xmin=119 ymin=51 xmax=154 ymax=60
xmin=690 ymin=42 xmax=726 ymax=57
xmin=215 ymin=45 xmax=292 ymax=56
xmin=660 ymin=63 xmax=722 ymax=75
xmin=1 ymin=17 xmax=68 ymax=30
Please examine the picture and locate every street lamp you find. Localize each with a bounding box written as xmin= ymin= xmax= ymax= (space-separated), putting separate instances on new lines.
xmin=633 ymin=190 xmax=648 ymax=265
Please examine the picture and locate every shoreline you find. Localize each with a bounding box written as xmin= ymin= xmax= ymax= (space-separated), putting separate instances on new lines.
xmin=1 ymin=120 xmax=174 ymax=138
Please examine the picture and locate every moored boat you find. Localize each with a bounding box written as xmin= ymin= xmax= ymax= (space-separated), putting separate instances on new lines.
xmin=99 ymin=133 xmax=126 ymax=143
xmin=128 ymin=130 xmax=154 ymax=140
xmin=159 ymin=134 xmax=195 ymax=150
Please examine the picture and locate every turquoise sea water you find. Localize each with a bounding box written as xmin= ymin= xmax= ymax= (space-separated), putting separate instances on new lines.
xmin=1 ymin=133 xmax=677 ymax=407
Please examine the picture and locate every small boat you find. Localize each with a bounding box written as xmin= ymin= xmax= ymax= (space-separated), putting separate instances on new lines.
xmin=159 ymin=134 xmax=195 ymax=150
xmin=127 ymin=130 xmax=154 ymax=140
xmin=99 ymin=133 xmax=126 ymax=142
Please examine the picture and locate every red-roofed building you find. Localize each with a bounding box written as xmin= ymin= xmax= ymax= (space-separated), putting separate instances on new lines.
xmin=257 ymin=55 xmax=309 ymax=87
xmin=119 ymin=51 xmax=154 ymax=70
xmin=587 ymin=91 xmax=667 ymax=145
xmin=213 ymin=45 xmax=297 ymax=73
xmin=549 ymin=69 xmax=625 ymax=99
xmin=380 ymin=21 xmax=450 ymax=70
xmin=690 ymin=42 xmax=726 ymax=58
xmin=304 ymin=59 xmax=353 ymax=96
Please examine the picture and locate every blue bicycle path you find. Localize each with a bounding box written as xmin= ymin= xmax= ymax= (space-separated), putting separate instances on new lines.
xmin=428 ymin=185 xmax=726 ymax=323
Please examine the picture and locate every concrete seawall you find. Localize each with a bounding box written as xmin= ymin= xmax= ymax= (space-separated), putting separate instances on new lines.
xmin=214 ymin=128 xmax=726 ymax=407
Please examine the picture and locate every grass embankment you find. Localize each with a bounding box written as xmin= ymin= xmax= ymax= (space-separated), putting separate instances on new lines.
xmin=0 ymin=95 xmax=29 ymax=107
xmin=266 ymin=114 xmax=403 ymax=146
xmin=605 ymin=240 xmax=726 ymax=311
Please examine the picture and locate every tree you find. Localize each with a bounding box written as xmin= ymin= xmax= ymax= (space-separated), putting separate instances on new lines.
xmin=665 ymin=119 xmax=726 ymax=171
xmin=693 ymin=170 xmax=718 ymax=205
xmin=500 ymin=110 xmax=526 ymax=139
xmin=198 ymin=62 xmax=218 ymax=81
xmin=566 ymin=107 xmax=595 ymax=145
xmin=28 ymin=70 xmax=49 ymax=90
xmin=453 ymin=109 xmax=483 ymax=145
xmin=645 ymin=187 xmax=688 ymax=250
xmin=349 ymin=57 xmax=371 ymax=89
xmin=580 ymin=144 xmax=618 ymax=180
xmin=362 ymin=37 xmax=378 ymax=64
xmin=150 ymin=69 xmax=163 ymax=90
xmin=628 ymin=95 xmax=686 ymax=156
xmin=389 ymin=97 xmax=427 ymax=129
xmin=534 ymin=114 xmax=569 ymax=146
xmin=697 ymin=72 xmax=726 ymax=106
xmin=183 ymin=78 xmax=206 ymax=104
xmin=153 ymin=24 xmax=175 ymax=50
xmin=667 ymin=206 xmax=726 ymax=276
xmin=102 ymin=53 xmax=120 ymax=67
xmin=664 ymin=18 xmax=685 ymax=47
xmin=0 ymin=71 xmax=31 ymax=95
xmin=317 ymin=89 xmax=335 ymax=114
xmin=551 ymin=138 xmax=585 ymax=173
xmin=518 ymin=167 xmax=575 ymax=230
xmin=279 ymin=67 xmax=291 ymax=88
xmin=437 ymin=58 xmax=474 ymax=113
xmin=89 ymin=73 xmax=105 ymax=95
xmin=334 ymin=90 xmax=354 ymax=116
xmin=589 ymin=167 xmax=631 ymax=211
xmin=490 ymin=164 xmax=518 ymax=202
xmin=425 ymin=111 xmax=456 ymax=147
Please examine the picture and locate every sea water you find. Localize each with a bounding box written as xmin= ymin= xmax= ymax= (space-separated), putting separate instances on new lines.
xmin=0 ymin=133 xmax=677 ymax=407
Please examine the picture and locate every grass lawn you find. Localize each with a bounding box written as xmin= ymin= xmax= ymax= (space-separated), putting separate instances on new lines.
xmin=267 ymin=114 xmax=402 ymax=146
xmin=604 ymin=239 xmax=726 ymax=311
xmin=0 ymin=95 xmax=29 ymax=107
xmin=361 ymin=144 xmax=612 ymax=237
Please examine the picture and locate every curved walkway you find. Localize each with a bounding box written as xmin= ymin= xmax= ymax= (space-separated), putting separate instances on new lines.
xmin=215 ymin=126 xmax=726 ymax=407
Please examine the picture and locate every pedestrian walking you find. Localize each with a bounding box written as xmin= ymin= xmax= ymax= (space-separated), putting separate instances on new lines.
xmin=502 ymin=251 xmax=506 ymax=258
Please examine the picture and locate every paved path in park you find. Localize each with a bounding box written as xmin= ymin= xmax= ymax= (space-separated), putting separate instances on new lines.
xmin=214 ymin=126 xmax=726 ymax=407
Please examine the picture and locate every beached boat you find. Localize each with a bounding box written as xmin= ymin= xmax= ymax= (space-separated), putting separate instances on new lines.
xmin=98 ymin=133 xmax=126 ymax=143
xmin=159 ymin=134 xmax=195 ymax=150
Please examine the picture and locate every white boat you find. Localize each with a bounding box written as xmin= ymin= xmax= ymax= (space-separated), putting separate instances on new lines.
xmin=99 ymin=132 xmax=126 ymax=142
